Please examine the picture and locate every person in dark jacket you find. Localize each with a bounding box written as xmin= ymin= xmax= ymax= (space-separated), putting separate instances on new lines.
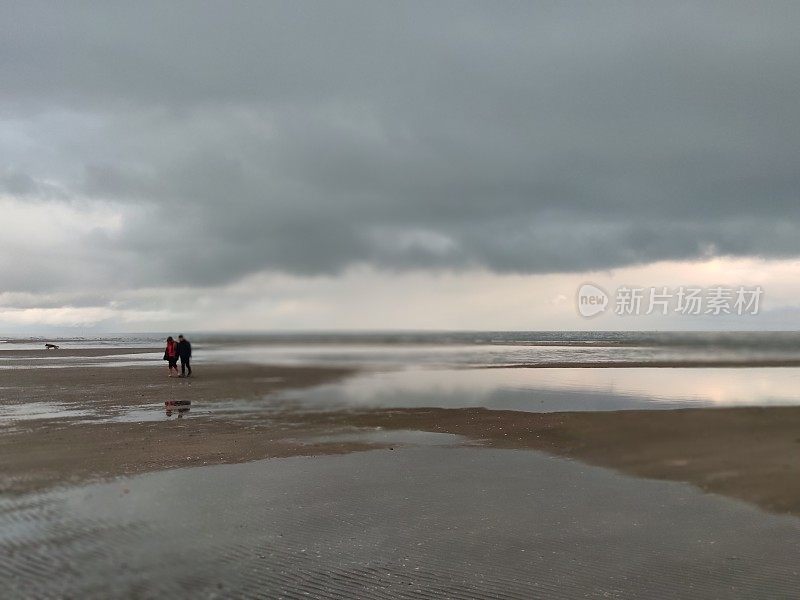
xmin=177 ymin=334 xmax=192 ymax=378
xmin=163 ymin=336 xmax=179 ymax=377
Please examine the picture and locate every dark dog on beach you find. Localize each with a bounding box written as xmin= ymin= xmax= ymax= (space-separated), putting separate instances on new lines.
xmin=44 ymin=343 xmax=59 ymax=350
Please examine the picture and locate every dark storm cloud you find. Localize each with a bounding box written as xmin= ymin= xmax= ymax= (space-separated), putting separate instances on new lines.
xmin=2 ymin=1 xmax=800 ymax=292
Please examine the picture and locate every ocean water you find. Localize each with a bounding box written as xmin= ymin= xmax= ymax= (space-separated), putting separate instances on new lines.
xmin=3 ymin=330 xmax=800 ymax=367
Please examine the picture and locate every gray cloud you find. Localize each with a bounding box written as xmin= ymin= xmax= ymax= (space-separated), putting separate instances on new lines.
xmin=2 ymin=1 xmax=800 ymax=294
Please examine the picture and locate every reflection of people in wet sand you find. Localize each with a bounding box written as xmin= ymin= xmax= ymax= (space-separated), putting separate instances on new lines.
xmin=163 ymin=336 xmax=179 ymax=377
xmin=177 ymin=335 xmax=192 ymax=378
xmin=165 ymin=399 xmax=191 ymax=418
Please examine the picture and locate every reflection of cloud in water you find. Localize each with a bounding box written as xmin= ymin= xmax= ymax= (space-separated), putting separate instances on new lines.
xmin=303 ymin=428 xmax=464 ymax=447
xmin=278 ymin=367 xmax=800 ymax=412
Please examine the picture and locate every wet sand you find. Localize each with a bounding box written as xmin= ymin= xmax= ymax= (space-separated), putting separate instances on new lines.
xmin=334 ymin=406 xmax=800 ymax=516
xmin=0 ymin=347 xmax=158 ymax=367
xmin=0 ymin=348 xmax=158 ymax=357
xmin=0 ymin=362 xmax=358 ymax=493
xmin=5 ymin=448 xmax=800 ymax=598
xmin=2 ymin=359 xmax=800 ymax=519
xmin=0 ymin=359 xmax=352 ymax=409
xmin=5 ymin=355 xmax=800 ymax=598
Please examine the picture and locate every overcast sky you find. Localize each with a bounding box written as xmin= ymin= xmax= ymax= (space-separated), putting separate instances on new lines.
xmin=1 ymin=2 xmax=799 ymax=332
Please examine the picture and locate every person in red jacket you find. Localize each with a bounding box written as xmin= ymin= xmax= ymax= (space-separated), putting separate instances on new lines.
xmin=163 ymin=336 xmax=179 ymax=377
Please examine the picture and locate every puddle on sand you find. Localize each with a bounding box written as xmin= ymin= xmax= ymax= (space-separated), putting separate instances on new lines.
xmin=0 ymin=400 xmax=199 ymax=424
xmin=300 ymin=427 xmax=465 ymax=447
xmin=0 ymin=395 xmax=294 ymax=425
xmin=274 ymin=366 xmax=800 ymax=413
xmin=2 ymin=447 xmax=800 ymax=598
xmin=0 ymin=402 xmax=94 ymax=423
xmin=109 ymin=401 xmax=197 ymax=422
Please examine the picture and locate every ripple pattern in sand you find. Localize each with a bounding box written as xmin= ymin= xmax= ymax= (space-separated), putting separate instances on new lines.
xmin=2 ymin=448 xmax=800 ymax=598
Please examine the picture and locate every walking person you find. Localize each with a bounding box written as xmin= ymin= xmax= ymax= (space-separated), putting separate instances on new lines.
xmin=177 ymin=334 xmax=192 ymax=378
xmin=163 ymin=336 xmax=180 ymax=377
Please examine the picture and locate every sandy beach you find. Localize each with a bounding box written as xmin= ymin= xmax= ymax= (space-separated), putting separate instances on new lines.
xmin=3 ymin=353 xmax=800 ymax=519
xmin=4 ymin=347 xmax=800 ymax=597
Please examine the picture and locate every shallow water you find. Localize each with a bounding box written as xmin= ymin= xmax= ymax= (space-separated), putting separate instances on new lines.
xmin=274 ymin=366 xmax=800 ymax=412
xmin=301 ymin=428 xmax=465 ymax=447
xmin=5 ymin=365 xmax=800 ymax=425
xmin=2 ymin=447 xmax=798 ymax=598
xmin=0 ymin=402 xmax=95 ymax=423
